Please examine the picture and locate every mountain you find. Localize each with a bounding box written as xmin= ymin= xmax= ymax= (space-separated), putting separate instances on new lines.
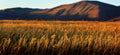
xmin=0 ymin=11 xmax=3 ymax=19
xmin=118 ymin=6 xmax=120 ymax=13
xmin=109 ymin=6 xmax=120 ymax=21
xmin=0 ymin=7 xmax=42 ymax=19
xmin=0 ymin=1 xmax=120 ymax=21
xmin=109 ymin=17 xmax=120 ymax=21
xmin=27 ymin=1 xmax=120 ymax=21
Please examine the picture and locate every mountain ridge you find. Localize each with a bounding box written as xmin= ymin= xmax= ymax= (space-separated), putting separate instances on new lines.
xmin=29 ymin=1 xmax=119 ymax=21
xmin=0 ymin=1 xmax=120 ymax=21
xmin=0 ymin=7 xmax=43 ymax=19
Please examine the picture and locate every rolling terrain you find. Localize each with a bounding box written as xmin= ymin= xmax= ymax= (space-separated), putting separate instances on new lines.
xmin=30 ymin=1 xmax=119 ymax=21
xmin=0 ymin=1 xmax=120 ymax=55
xmin=0 ymin=7 xmax=42 ymax=19
xmin=0 ymin=1 xmax=120 ymax=21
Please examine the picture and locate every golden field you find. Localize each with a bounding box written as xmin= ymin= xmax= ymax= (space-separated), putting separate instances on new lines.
xmin=0 ymin=20 xmax=120 ymax=55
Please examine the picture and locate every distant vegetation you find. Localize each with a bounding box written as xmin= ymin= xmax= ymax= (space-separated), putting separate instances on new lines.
xmin=0 ymin=20 xmax=120 ymax=55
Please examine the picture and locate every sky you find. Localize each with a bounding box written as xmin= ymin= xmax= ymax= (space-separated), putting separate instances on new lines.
xmin=0 ymin=0 xmax=120 ymax=9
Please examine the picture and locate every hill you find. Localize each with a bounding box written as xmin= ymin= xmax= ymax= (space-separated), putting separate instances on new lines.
xmin=0 ymin=1 xmax=120 ymax=21
xmin=0 ymin=7 xmax=41 ymax=19
xmin=28 ymin=1 xmax=120 ymax=21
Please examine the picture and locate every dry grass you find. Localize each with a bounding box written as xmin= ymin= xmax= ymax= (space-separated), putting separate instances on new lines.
xmin=0 ymin=20 xmax=120 ymax=55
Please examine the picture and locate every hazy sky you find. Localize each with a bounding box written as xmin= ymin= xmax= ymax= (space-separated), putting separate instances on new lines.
xmin=0 ymin=0 xmax=120 ymax=9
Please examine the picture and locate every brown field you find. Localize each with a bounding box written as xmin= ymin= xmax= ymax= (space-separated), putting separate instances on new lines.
xmin=0 ymin=20 xmax=120 ymax=55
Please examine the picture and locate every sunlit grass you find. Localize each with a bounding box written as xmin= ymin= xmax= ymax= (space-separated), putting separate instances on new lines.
xmin=0 ymin=20 xmax=120 ymax=55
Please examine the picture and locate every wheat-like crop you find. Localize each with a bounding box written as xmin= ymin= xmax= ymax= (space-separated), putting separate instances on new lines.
xmin=0 ymin=20 xmax=120 ymax=55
